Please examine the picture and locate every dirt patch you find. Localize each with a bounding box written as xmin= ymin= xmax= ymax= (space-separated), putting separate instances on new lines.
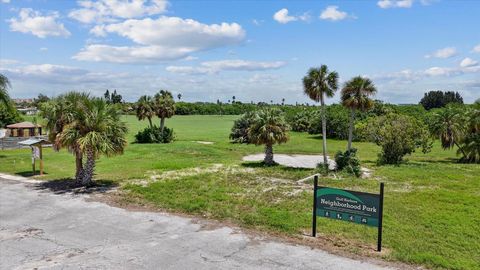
xmin=129 ymin=164 xmax=256 ymax=186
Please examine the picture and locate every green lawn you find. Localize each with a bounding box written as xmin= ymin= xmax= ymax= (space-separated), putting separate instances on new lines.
xmin=1 ymin=115 xmax=479 ymax=270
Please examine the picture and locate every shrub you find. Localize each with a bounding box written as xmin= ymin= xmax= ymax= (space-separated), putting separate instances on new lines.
xmin=358 ymin=113 xmax=432 ymax=164
xmin=135 ymin=126 xmax=174 ymax=144
xmin=335 ymin=148 xmax=361 ymax=177
xmin=229 ymin=111 xmax=257 ymax=143
xmin=290 ymin=109 xmax=316 ymax=132
xmin=308 ymin=104 xmax=351 ymax=139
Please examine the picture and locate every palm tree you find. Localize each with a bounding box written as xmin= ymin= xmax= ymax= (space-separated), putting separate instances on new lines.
xmin=59 ymin=98 xmax=127 ymax=186
xmin=0 ymin=74 xmax=11 ymax=106
xmin=430 ymin=105 xmax=467 ymax=158
xmin=302 ymin=65 xmax=338 ymax=172
xmin=40 ymin=92 xmax=90 ymax=183
xmin=135 ymin=95 xmax=155 ymax=128
xmin=248 ymin=108 xmax=289 ymax=165
xmin=341 ymin=76 xmax=377 ymax=150
xmin=154 ymin=90 xmax=175 ymax=132
xmin=459 ymin=101 xmax=480 ymax=163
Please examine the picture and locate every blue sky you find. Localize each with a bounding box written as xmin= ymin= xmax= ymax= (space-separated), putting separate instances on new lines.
xmin=1 ymin=0 xmax=479 ymax=104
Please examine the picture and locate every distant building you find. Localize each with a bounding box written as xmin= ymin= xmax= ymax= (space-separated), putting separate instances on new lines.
xmin=17 ymin=107 xmax=38 ymax=115
xmin=12 ymin=98 xmax=34 ymax=104
xmin=6 ymin=122 xmax=42 ymax=138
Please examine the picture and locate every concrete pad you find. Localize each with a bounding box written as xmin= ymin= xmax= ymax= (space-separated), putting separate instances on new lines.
xmin=243 ymin=154 xmax=337 ymax=170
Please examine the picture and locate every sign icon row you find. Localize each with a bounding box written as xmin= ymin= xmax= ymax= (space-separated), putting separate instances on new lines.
xmin=324 ymin=211 xmax=368 ymax=224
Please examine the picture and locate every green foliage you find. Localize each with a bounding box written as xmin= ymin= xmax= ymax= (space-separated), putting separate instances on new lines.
xmin=458 ymin=102 xmax=480 ymax=163
xmin=33 ymin=93 xmax=50 ymax=109
xmin=419 ymin=90 xmax=463 ymax=110
xmin=248 ymin=108 xmax=290 ymax=147
xmin=289 ymin=108 xmax=316 ymax=132
xmin=0 ymin=102 xmax=23 ymax=128
xmin=135 ymin=126 xmax=174 ymax=144
xmin=358 ymin=113 xmax=432 ymax=164
xmin=308 ymin=104 xmax=351 ymax=139
xmin=302 ymin=65 xmax=339 ymax=103
xmin=104 ymin=89 xmax=123 ymax=104
xmin=229 ymin=111 xmax=256 ymax=143
xmin=334 ymin=148 xmax=361 ymax=177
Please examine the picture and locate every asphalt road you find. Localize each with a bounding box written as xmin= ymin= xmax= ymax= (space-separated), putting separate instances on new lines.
xmin=0 ymin=175 xmax=395 ymax=270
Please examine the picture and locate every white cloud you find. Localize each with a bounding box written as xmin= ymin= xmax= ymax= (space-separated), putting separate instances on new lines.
xmin=69 ymin=0 xmax=168 ymax=24
xmin=425 ymin=47 xmax=457 ymax=59
xmin=273 ymin=8 xmax=309 ymax=24
xmin=74 ymin=16 xmax=245 ymax=63
xmin=319 ymin=6 xmax=352 ymax=21
xmin=0 ymin=59 xmax=20 ymax=66
xmin=73 ymin=44 xmax=195 ymax=63
xmin=249 ymin=74 xmax=278 ymax=84
xmin=40 ymin=47 xmax=48 ymax=52
xmin=8 ymin=8 xmax=71 ymax=38
xmin=2 ymin=0 xmax=11 ymax=3
xmin=166 ymin=60 xmax=286 ymax=75
xmin=473 ymin=44 xmax=480 ymax=53
xmin=377 ymin=0 xmax=413 ymax=9
xmin=273 ymin=8 xmax=296 ymax=24
xmin=460 ymin=57 xmax=478 ymax=68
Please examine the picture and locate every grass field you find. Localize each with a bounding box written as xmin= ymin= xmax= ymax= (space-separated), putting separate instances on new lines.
xmin=1 ymin=115 xmax=479 ymax=270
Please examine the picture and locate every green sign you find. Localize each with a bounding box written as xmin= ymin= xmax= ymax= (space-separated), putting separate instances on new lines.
xmin=311 ymin=176 xmax=385 ymax=252
xmin=316 ymin=187 xmax=380 ymax=227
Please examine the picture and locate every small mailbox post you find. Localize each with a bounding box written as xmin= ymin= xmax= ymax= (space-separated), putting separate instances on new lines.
xmin=18 ymin=138 xmax=50 ymax=176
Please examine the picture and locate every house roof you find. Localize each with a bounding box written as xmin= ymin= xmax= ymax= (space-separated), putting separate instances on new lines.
xmin=6 ymin=121 xmax=41 ymax=128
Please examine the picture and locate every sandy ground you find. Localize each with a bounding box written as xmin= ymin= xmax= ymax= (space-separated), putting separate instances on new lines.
xmin=243 ymin=154 xmax=337 ymax=170
xmin=0 ymin=174 xmax=396 ymax=270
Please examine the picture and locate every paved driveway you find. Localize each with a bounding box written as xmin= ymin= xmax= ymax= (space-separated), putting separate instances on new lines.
xmin=0 ymin=175 xmax=395 ymax=269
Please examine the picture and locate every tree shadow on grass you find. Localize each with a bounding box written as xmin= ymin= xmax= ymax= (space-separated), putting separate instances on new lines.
xmin=241 ymin=161 xmax=313 ymax=172
xmin=17 ymin=171 xmax=49 ymax=177
xmin=33 ymin=178 xmax=118 ymax=195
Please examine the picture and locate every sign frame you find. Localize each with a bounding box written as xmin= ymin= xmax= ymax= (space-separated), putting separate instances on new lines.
xmin=312 ymin=175 xmax=385 ymax=252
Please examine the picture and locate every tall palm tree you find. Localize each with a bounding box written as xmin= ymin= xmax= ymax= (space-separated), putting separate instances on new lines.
xmin=302 ymin=65 xmax=338 ymax=171
xmin=430 ymin=105 xmax=467 ymax=158
xmin=59 ymin=98 xmax=127 ymax=186
xmin=135 ymin=95 xmax=155 ymax=128
xmin=154 ymin=90 xmax=175 ymax=132
xmin=248 ymin=108 xmax=289 ymax=165
xmin=0 ymin=74 xmax=11 ymax=106
xmin=40 ymin=92 xmax=90 ymax=183
xmin=341 ymin=76 xmax=377 ymax=150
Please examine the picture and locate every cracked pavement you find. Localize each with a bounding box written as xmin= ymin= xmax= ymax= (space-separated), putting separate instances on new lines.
xmin=0 ymin=175 xmax=396 ymax=269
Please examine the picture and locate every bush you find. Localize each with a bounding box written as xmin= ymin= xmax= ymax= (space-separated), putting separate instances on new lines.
xmin=0 ymin=103 xmax=23 ymax=128
xmin=134 ymin=126 xmax=174 ymax=144
xmin=308 ymin=104 xmax=351 ymax=139
xmin=357 ymin=113 xmax=432 ymax=164
xmin=290 ymin=109 xmax=316 ymax=132
xmin=229 ymin=111 xmax=257 ymax=143
xmin=335 ymin=148 xmax=361 ymax=177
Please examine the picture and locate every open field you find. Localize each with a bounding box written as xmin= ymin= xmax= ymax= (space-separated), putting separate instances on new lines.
xmin=1 ymin=115 xmax=479 ymax=270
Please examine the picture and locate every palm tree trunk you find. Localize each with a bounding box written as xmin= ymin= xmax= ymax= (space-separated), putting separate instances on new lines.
xmin=74 ymin=150 xmax=84 ymax=184
xmin=321 ymin=99 xmax=328 ymax=172
xmin=160 ymin=117 xmax=165 ymax=133
xmin=81 ymin=148 xmax=95 ymax=186
xmin=454 ymin=141 xmax=467 ymax=158
xmin=347 ymin=108 xmax=355 ymax=151
xmin=264 ymin=144 xmax=274 ymax=165
xmin=148 ymin=117 xmax=153 ymax=129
